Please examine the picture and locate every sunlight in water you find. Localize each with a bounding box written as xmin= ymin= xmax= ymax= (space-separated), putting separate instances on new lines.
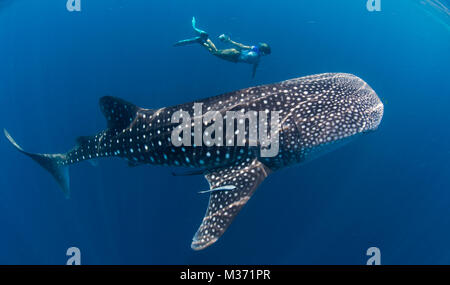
xmin=418 ymin=0 xmax=450 ymax=31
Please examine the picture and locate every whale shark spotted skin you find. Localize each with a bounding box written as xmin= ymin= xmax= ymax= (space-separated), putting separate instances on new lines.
xmin=4 ymin=73 xmax=383 ymax=250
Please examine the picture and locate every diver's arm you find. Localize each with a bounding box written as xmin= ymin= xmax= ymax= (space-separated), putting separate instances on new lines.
xmin=219 ymin=34 xmax=252 ymax=50
xmin=229 ymin=39 xmax=252 ymax=50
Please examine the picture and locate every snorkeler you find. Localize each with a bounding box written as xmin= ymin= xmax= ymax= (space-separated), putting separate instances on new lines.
xmin=174 ymin=17 xmax=271 ymax=78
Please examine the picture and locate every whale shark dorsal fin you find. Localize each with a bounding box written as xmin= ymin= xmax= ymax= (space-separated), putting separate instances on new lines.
xmin=99 ymin=96 xmax=153 ymax=130
xmin=76 ymin=135 xmax=94 ymax=146
xmin=191 ymin=159 xmax=271 ymax=250
xmin=99 ymin=96 xmax=139 ymax=130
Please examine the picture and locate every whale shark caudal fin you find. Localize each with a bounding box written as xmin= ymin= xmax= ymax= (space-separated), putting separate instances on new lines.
xmin=2 ymin=97 xmax=147 ymax=199
xmin=3 ymin=129 xmax=70 ymax=198
xmin=191 ymin=158 xmax=271 ymax=250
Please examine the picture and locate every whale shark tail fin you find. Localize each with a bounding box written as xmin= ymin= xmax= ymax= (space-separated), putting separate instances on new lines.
xmin=3 ymin=129 xmax=70 ymax=198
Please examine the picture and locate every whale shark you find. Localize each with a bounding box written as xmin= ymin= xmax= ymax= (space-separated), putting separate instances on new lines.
xmin=4 ymin=73 xmax=383 ymax=250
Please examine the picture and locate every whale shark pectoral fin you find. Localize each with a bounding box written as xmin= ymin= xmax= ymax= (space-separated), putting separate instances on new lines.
xmin=191 ymin=159 xmax=271 ymax=250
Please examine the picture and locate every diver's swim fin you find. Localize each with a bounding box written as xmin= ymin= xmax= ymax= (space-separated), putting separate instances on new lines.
xmin=192 ymin=17 xmax=208 ymax=36
xmin=173 ymin=37 xmax=203 ymax=47
xmin=174 ymin=17 xmax=209 ymax=47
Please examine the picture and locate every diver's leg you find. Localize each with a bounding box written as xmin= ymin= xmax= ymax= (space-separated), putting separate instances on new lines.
xmin=203 ymin=39 xmax=218 ymax=53
xmin=212 ymin=48 xmax=240 ymax=63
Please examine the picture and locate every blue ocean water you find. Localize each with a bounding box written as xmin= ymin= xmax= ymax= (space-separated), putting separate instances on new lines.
xmin=0 ymin=0 xmax=449 ymax=265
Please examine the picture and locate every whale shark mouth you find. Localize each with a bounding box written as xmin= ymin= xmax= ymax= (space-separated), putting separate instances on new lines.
xmin=370 ymin=102 xmax=384 ymax=130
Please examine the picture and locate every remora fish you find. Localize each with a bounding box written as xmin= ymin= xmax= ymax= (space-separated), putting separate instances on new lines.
xmin=4 ymin=73 xmax=384 ymax=250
